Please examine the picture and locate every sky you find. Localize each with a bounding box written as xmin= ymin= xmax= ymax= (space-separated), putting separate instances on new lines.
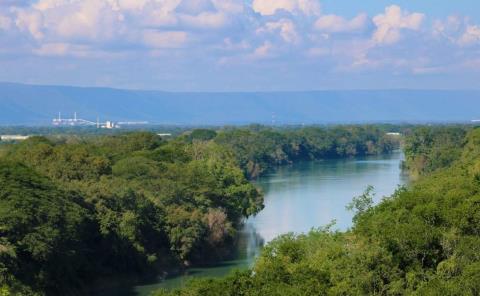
xmin=1 ymin=0 xmax=480 ymax=91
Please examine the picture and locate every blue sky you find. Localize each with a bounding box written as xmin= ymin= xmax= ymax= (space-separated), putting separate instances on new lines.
xmin=0 ymin=0 xmax=480 ymax=91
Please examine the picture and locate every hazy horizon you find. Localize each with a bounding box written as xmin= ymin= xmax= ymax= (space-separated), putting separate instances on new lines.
xmin=1 ymin=82 xmax=480 ymax=126
xmin=2 ymin=81 xmax=480 ymax=93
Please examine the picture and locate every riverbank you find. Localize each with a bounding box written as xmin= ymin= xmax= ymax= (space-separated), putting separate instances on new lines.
xmin=107 ymin=151 xmax=406 ymax=295
xmin=0 ymin=127 xmax=402 ymax=295
xmin=156 ymin=127 xmax=480 ymax=296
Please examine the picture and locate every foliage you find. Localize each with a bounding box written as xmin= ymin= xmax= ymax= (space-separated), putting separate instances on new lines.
xmin=0 ymin=126 xmax=402 ymax=295
xmin=0 ymin=132 xmax=262 ymax=295
xmin=403 ymin=126 xmax=469 ymax=176
xmin=214 ymin=125 xmax=398 ymax=178
xmin=157 ymin=126 xmax=480 ymax=296
xmin=0 ymin=160 xmax=92 ymax=295
xmin=186 ymin=129 xmax=218 ymax=142
xmin=346 ymin=185 xmax=375 ymax=224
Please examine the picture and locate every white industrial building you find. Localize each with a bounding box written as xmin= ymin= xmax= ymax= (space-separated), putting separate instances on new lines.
xmin=0 ymin=135 xmax=30 ymax=141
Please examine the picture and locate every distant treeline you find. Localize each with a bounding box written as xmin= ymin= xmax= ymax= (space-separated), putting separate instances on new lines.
xmin=156 ymin=126 xmax=480 ymax=295
xmin=2 ymin=125 xmax=401 ymax=179
xmin=0 ymin=125 xmax=399 ymax=295
xmin=190 ymin=125 xmax=400 ymax=178
xmin=0 ymin=125 xmax=189 ymax=137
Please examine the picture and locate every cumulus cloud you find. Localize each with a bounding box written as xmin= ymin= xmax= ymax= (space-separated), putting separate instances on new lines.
xmin=432 ymin=16 xmax=480 ymax=47
xmin=433 ymin=16 xmax=461 ymax=37
xmin=140 ymin=1 xmax=180 ymax=27
xmin=250 ymin=41 xmax=274 ymax=59
xmin=211 ymin=0 xmax=243 ymax=14
xmin=252 ymin=0 xmax=320 ymax=16
xmin=114 ymin=0 xmax=150 ymax=11
xmin=314 ymin=13 xmax=367 ymax=33
xmin=6 ymin=0 xmax=244 ymax=57
xmin=1 ymin=0 xmax=480 ymax=89
xmin=458 ymin=25 xmax=480 ymax=46
xmin=372 ymin=5 xmax=424 ymax=45
xmin=222 ymin=38 xmax=250 ymax=51
xmin=15 ymin=9 xmax=44 ymax=39
xmin=257 ymin=19 xmax=299 ymax=43
xmin=180 ymin=11 xmax=228 ymax=29
xmin=14 ymin=0 xmax=127 ymax=42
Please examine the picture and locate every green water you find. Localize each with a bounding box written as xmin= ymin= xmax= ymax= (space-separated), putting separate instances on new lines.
xmin=109 ymin=151 xmax=407 ymax=295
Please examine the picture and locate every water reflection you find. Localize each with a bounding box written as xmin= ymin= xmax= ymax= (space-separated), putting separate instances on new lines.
xmin=131 ymin=224 xmax=264 ymax=295
xmin=251 ymin=150 xmax=408 ymax=241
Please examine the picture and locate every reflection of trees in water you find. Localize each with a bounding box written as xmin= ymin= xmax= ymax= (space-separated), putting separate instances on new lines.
xmin=235 ymin=222 xmax=264 ymax=264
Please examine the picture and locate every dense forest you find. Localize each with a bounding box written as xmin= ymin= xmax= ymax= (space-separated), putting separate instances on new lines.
xmin=0 ymin=132 xmax=262 ymax=295
xmin=402 ymin=126 xmax=469 ymax=177
xmin=156 ymin=126 xmax=480 ymax=295
xmin=0 ymin=126 xmax=394 ymax=295
xmin=210 ymin=125 xmax=398 ymax=178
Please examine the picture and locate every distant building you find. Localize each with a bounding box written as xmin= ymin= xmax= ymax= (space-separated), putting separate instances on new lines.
xmin=52 ymin=112 xmax=148 ymax=129
xmin=102 ymin=121 xmax=118 ymax=129
xmin=386 ymin=132 xmax=401 ymax=136
xmin=1 ymin=135 xmax=30 ymax=141
xmin=157 ymin=133 xmax=172 ymax=137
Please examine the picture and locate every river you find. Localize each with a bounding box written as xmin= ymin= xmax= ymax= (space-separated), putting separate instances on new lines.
xmin=107 ymin=150 xmax=407 ymax=295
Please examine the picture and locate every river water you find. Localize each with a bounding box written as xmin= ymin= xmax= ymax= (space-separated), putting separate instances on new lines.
xmin=117 ymin=151 xmax=407 ymax=295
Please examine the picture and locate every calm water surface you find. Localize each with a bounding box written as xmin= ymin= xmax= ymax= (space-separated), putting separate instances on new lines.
xmin=118 ymin=151 xmax=407 ymax=295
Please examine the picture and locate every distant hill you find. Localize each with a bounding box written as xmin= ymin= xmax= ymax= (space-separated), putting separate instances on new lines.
xmin=0 ymin=82 xmax=479 ymax=125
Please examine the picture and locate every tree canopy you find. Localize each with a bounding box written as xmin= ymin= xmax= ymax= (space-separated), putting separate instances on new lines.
xmin=156 ymin=126 xmax=480 ymax=296
xmin=0 ymin=126 xmax=398 ymax=295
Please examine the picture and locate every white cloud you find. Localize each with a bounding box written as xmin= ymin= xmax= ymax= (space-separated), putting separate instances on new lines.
xmin=11 ymin=0 xmax=238 ymax=46
xmin=211 ymin=0 xmax=243 ymax=14
xmin=141 ymin=1 xmax=180 ymax=27
xmin=314 ymin=13 xmax=367 ymax=33
xmin=143 ymin=30 xmax=188 ymax=48
xmin=115 ymin=0 xmax=149 ymax=11
xmin=432 ymin=15 xmax=461 ymax=39
xmin=252 ymin=0 xmax=320 ymax=16
xmin=33 ymin=0 xmax=66 ymax=11
xmin=432 ymin=16 xmax=480 ymax=46
xmin=33 ymin=42 xmax=70 ymax=56
xmin=180 ymin=11 xmax=228 ymax=29
xmin=252 ymin=41 xmax=273 ymax=59
xmin=15 ymin=9 xmax=44 ymax=39
xmin=372 ymin=5 xmax=424 ymax=45
xmin=3 ymin=0 xmax=480 ymax=87
xmin=257 ymin=19 xmax=299 ymax=43
xmin=51 ymin=1 xmax=122 ymax=40
xmin=15 ymin=0 xmax=127 ymax=42
xmin=223 ymin=38 xmax=250 ymax=51
xmin=458 ymin=25 xmax=480 ymax=46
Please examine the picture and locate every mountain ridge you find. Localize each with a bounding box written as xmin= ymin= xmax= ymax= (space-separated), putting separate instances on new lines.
xmin=1 ymin=82 xmax=479 ymax=125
